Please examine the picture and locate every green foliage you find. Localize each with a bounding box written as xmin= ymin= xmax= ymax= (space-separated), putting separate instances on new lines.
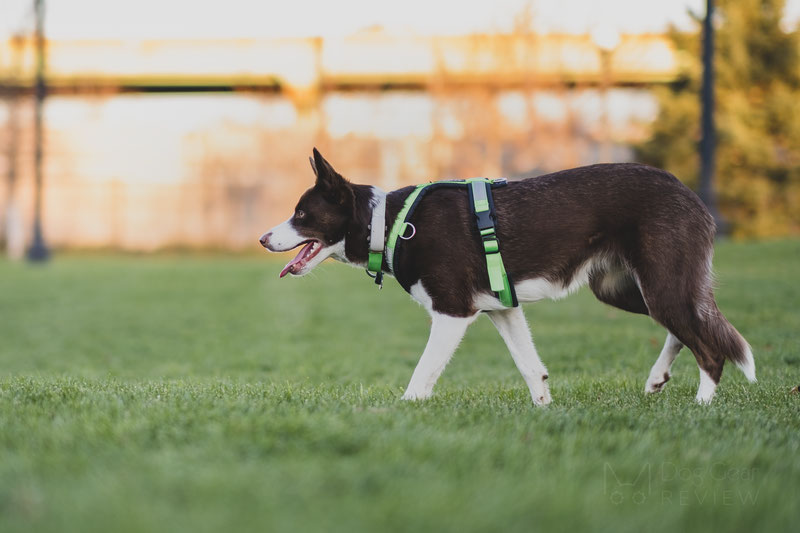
xmin=0 ymin=246 xmax=799 ymax=532
xmin=636 ymin=0 xmax=800 ymax=236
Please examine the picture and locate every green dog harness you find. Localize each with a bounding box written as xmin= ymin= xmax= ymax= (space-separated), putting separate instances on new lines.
xmin=367 ymin=178 xmax=518 ymax=308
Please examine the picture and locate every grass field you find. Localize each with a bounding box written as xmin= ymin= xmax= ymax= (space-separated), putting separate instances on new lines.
xmin=1 ymin=240 xmax=798 ymax=532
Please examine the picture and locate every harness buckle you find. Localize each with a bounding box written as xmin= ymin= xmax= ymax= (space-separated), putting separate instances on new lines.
xmin=475 ymin=209 xmax=495 ymax=232
xmin=482 ymin=238 xmax=499 ymax=254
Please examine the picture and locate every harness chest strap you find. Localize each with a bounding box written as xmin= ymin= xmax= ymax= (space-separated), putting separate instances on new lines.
xmin=368 ymin=178 xmax=517 ymax=308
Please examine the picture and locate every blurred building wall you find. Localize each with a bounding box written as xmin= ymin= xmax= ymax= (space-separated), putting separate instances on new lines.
xmin=0 ymin=33 xmax=678 ymax=90
xmin=0 ymin=33 xmax=673 ymax=251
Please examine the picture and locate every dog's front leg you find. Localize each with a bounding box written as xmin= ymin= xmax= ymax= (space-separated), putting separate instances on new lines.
xmin=402 ymin=312 xmax=476 ymax=401
xmin=488 ymin=307 xmax=551 ymax=405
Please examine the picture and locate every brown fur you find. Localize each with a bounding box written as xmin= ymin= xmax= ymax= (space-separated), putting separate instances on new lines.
xmin=279 ymin=150 xmax=752 ymax=386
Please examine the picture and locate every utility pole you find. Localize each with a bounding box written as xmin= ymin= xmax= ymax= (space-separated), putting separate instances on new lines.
xmin=28 ymin=0 xmax=50 ymax=261
xmin=699 ymin=0 xmax=725 ymax=234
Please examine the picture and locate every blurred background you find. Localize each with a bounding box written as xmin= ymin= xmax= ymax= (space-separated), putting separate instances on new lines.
xmin=2 ymin=4 xmax=799 ymax=530
xmin=1 ymin=0 xmax=799 ymax=256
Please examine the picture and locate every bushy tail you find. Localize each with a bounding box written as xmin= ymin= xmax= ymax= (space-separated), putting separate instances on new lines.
xmin=704 ymin=306 xmax=756 ymax=382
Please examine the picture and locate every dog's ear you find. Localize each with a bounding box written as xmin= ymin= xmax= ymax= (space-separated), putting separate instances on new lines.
xmin=312 ymin=148 xmax=351 ymax=205
xmin=312 ymin=147 xmax=339 ymax=186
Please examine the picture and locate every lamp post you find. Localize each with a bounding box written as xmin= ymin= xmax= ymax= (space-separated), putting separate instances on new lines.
xmin=27 ymin=0 xmax=49 ymax=261
xmin=699 ymin=0 xmax=725 ymax=234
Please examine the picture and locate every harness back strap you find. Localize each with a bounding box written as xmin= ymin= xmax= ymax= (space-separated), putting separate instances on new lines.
xmin=384 ymin=178 xmax=518 ymax=308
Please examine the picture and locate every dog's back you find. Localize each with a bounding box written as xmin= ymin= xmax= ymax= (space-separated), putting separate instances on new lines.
xmin=393 ymin=163 xmax=712 ymax=310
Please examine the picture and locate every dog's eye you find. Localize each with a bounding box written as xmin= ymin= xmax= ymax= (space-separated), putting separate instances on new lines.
xmin=295 ymin=210 xmax=306 ymax=220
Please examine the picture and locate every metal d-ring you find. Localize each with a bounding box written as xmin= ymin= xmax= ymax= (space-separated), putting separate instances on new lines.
xmin=399 ymin=222 xmax=416 ymax=240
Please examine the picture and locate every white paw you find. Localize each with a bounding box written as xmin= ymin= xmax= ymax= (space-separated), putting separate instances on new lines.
xmin=533 ymin=392 xmax=551 ymax=406
xmin=645 ymin=372 xmax=671 ymax=394
xmin=401 ymin=389 xmax=432 ymax=401
xmin=530 ymin=377 xmax=552 ymax=406
xmin=695 ymin=393 xmax=715 ymax=405
xmin=695 ymin=369 xmax=717 ymax=404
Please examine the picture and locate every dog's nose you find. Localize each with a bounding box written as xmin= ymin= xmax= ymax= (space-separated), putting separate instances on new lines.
xmin=259 ymin=232 xmax=271 ymax=248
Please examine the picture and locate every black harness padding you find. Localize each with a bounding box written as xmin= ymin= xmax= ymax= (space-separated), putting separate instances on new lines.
xmin=392 ymin=179 xmax=518 ymax=307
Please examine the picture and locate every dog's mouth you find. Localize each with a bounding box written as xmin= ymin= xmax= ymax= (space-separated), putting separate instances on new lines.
xmin=279 ymin=239 xmax=324 ymax=278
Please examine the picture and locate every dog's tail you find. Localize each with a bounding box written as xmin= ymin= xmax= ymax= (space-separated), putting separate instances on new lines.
xmin=702 ymin=304 xmax=756 ymax=382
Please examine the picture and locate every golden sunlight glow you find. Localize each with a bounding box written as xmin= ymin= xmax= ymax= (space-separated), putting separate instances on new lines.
xmin=1 ymin=0 xmax=798 ymax=249
xmin=1 ymin=0 xmax=715 ymax=40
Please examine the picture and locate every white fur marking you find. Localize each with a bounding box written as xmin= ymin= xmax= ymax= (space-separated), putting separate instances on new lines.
xmin=402 ymin=309 xmax=476 ymax=400
xmin=264 ymin=216 xmax=347 ymax=276
xmin=368 ymin=186 xmax=383 ymax=208
xmin=696 ymin=368 xmax=717 ymax=404
xmin=645 ymin=332 xmax=683 ymax=393
xmin=516 ymin=277 xmax=574 ymax=302
xmin=473 ymin=259 xmax=596 ymax=311
xmin=473 ymin=292 xmax=509 ymax=312
xmin=735 ymin=344 xmax=757 ymax=383
xmin=265 ymin=217 xmax=305 ymax=251
xmin=488 ymin=307 xmax=551 ymax=406
xmin=409 ymin=281 xmax=434 ymax=313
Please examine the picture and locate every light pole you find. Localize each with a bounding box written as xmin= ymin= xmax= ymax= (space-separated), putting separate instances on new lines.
xmin=699 ymin=0 xmax=725 ymax=234
xmin=27 ymin=0 xmax=50 ymax=261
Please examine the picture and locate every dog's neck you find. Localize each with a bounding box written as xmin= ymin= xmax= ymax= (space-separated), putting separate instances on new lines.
xmin=343 ymin=184 xmax=409 ymax=271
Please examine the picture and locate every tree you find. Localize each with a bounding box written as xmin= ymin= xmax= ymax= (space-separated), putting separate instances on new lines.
xmin=636 ymin=0 xmax=800 ymax=237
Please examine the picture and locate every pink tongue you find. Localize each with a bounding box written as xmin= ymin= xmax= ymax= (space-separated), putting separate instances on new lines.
xmin=279 ymin=241 xmax=314 ymax=278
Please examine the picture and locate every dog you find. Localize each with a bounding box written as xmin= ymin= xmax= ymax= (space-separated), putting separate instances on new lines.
xmin=259 ymin=148 xmax=756 ymax=405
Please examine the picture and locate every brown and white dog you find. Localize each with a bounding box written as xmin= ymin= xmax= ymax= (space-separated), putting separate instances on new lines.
xmin=259 ymin=148 xmax=756 ymax=405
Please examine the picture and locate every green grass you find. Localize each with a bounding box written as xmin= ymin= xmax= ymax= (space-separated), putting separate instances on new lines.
xmin=0 ymin=240 xmax=798 ymax=532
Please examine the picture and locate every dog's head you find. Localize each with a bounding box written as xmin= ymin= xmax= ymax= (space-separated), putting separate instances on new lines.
xmin=260 ymin=148 xmax=355 ymax=277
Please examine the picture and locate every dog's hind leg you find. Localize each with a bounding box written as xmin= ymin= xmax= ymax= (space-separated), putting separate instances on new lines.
xmin=402 ymin=311 xmax=476 ymax=400
xmin=587 ymin=264 xmax=683 ymax=394
xmin=635 ymin=269 xmax=728 ymax=404
xmin=634 ymin=246 xmax=755 ymax=404
xmin=644 ymin=332 xmax=683 ymax=393
xmin=488 ymin=307 xmax=551 ymax=406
